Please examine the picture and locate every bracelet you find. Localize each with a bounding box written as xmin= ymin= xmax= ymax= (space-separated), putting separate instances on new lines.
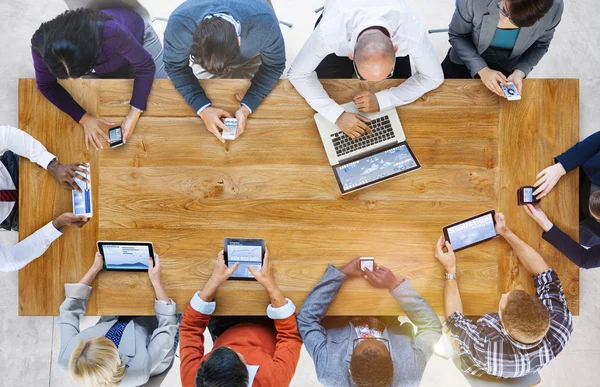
xmin=445 ymin=272 xmax=457 ymax=280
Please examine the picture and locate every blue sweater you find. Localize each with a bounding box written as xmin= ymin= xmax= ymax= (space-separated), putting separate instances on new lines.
xmin=163 ymin=0 xmax=285 ymax=112
xmin=555 ymin=131 xmax=600 ymax=185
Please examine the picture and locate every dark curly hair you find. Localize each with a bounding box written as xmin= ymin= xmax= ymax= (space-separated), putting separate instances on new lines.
xmin=195 ymin=347 xmax=248 ymax=387
xmin=350 ymin=346 xmax=394 ymax=387
xmin=31 ymin=8 xmax=110 ymax=79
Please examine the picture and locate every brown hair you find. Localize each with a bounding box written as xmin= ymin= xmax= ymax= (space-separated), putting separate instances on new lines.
xmin=69 ymin=337 xmax=125 ymax=387
xmin=350 ymin=346 xmax=394 ymax=387
xmin=506 ymin=0 xmax=554 ymax=27
xmin=501 ymin=290 xmax=550 ymax=344
xmin=190 ymin=17 xmax=240 ymax=76
xmin=589 ymin=191 xmax=600 ymax=218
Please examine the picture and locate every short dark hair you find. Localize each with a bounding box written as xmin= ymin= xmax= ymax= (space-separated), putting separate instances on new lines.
xmin=190 ymin=17 xmax=241 ymax=76
xmin=195 ymin=347 xmax=248 ymax=387
xmin=589 ymin=191 xmax=600 ymax=218
xmin=507 ymin=0 xmax=554 ymax=27
xmin=350 ymin=346 xmax=394 ymax=387
xmin=501 ymin=290 xmax=550 ymax=343
xmin=31 ymin=8 xmax=110 ymax=79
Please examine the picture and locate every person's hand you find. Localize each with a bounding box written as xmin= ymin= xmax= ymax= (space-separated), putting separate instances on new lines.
xmin=79 ymin=113 xmax=113 ymax=150
xmin=52 ymin=213 xmax=89 ymax=230
xmin=478 ymin=67 xmax=509 ymax=97
xmin=335 ymin=112 xmax=372 ymax=139
xmin=199 ymin=107 xmax=233 ymax=144
xmin=340 ymin=257 xmax=364 ymax=278
xmin=209 ymin=250 xmax=238 ymax=285
xmin=47 ymin=160 xmax=89 ymax=192
xmin=435 ymin=236 xmax=457 ymax=274
xmin=363 ymin=266 xmax=403 ymax=290
xmin=353 ymin=91 xmax=380 ymax=113
xmin=148 ymin=253 xmax=161 ymax=284
xmin=494 ymin=212 xmax=510 ymax=236
xmin=121 ymin=108 xmax=142 ymax=143
xmin=524 ymin=204 xmax=554 ymax=232
xmin=234 ymin=106 xmax=251 ymax=139
xmin=507 ymin=70 xmax=525 ymax=95
xmin=91 ymin=252 xmax=104 ymax=273
xmin=533 ymin=163 xmax=567 ymax=199
xmin=248 ymin=250 xmax=278 ymax=291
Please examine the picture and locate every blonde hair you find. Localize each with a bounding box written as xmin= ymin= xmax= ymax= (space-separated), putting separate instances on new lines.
xmin=69 ymin=337 xmax=126 ymax=387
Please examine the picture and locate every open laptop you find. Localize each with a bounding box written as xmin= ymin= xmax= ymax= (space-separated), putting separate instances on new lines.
xmin=314 ymin=102 xmax=420 ymax=194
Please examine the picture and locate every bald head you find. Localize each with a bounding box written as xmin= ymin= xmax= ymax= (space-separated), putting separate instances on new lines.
xmin=354 ymin=29 xmax=396 ymax=81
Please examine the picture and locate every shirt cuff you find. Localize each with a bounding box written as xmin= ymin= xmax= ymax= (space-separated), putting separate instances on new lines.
xmin=444 ymin=311 xmax=467 ymax=327
xmin=267 ymin=298 xmax=296 ymax=319
xmin=533 ymin=268 xmax=558 ymax=287
xmin=155 ymin=298 xmax=177 ymax=315
xmin=240 ymin=103 xmax=253 ymax=114
xmin=374 ymin=89 xmax=397 ymax=112
xmin=196 ymin=103 xmax=212 ymax=115
xmin=41 ymin=221 xmax=63 ymax=241
xmin=190 ymin=291 xmax=216 ymax=315
xmin=326 ymin=104 xmax=346 ymax=126
xmin=65 ymin=282 xmax=93 ymax=300
xmin=37 ymin=152 xmax=56 ymax=170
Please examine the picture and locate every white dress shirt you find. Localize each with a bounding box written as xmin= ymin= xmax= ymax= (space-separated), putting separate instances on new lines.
xmin=287 ymin=0 xmax=444 ymax=124
xmin=0 ymin=125 xmax=61 ymax=272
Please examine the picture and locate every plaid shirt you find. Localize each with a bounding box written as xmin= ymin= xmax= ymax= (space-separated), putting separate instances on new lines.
xmin=444 ymin=269 xmax=573 ymax=378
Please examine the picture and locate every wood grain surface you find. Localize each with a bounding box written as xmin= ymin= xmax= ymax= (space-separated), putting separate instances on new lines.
xmin=18 ymin=78 xmax=579 ymax=316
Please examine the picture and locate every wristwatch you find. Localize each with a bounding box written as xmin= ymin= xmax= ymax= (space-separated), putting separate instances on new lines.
xmin=444 ymin=272 xmax=457 ymax=280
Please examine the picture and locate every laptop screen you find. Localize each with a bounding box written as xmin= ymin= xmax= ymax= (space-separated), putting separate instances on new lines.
xmin=333 ymin=142 xmax=420 ymax=194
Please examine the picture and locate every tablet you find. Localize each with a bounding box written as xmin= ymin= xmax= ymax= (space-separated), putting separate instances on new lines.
xmin=97 ymin=241 xmax=154 ymax=271
xmin=442 ymin=210 xmax=497 ymax=252
xmin=223 ymin=238 xmax=266 ymax=280
xmin=333 ymin=142 xmax=420 ymax=194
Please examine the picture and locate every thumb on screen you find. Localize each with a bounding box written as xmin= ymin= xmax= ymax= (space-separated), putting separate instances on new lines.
xmin=228 ymin=262 xmax=239 ymax=275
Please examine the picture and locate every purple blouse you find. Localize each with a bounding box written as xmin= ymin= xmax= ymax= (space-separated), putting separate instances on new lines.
xmin=32 ymin=8 xmax=155 ymax=123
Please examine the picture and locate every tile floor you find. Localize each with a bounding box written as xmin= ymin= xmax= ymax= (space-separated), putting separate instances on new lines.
xmin=0 ymin=0 xmax=599 ymax=386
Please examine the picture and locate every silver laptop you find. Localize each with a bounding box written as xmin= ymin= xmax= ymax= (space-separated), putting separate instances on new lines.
xmin=314 ymin=102 xmax=420 ymax=194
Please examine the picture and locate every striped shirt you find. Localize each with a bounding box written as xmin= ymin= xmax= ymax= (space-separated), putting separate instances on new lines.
xmin=444 ymin=269 xmax=573 ymax=378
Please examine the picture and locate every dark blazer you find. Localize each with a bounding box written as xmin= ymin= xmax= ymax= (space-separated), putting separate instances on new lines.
xmin=448 ymin=0 xmax=564 ymax=77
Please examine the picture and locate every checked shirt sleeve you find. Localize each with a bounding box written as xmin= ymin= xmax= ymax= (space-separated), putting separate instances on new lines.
xmin=444 ymin=312 xmax=490 ymax=376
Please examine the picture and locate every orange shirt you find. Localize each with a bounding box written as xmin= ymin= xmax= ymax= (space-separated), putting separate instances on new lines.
xmin=180 ymin=304 xmax=302 ymax=387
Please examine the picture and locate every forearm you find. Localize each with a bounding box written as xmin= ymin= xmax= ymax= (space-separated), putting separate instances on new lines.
xmin=503 ymin=229 xmax=550 ymax=275
xmin=152 ymin=281 xmax=169 ymax=302
xmin=543 ymin=225 xmax=600 ymax=269
xmin=79 ymin=266 xmax=101 ymax=286
xmin=0 ymin=222 xmax=61 ymax=272
xmin=444 ymin=279 xmax=463 ymax=319
xmin=266 ymin=284 xmax=287 ymax=308
xmin=199 ymin=277 xmax=221 ymax=302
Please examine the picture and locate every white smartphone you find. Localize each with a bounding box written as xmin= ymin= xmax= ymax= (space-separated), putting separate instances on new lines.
xmin=501 ymin=82 xmax=521 ymax=101
xmin=223 ymin=118 xmax=238 ymax=140
xmin=72 ymin=164 xmax=92 ymax=217
xmin=359 ymin=257 xmax=374 ymax=272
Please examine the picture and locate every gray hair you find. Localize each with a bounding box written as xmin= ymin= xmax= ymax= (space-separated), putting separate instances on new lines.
xmin=354 ymin=30 xmax=395 ymax=67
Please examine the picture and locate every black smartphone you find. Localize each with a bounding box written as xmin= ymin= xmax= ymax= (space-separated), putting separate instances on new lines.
xmin=517 ymin=186 xmax=541 ymax=206
xmin=108 ymin=126 xmax=124 ymax=148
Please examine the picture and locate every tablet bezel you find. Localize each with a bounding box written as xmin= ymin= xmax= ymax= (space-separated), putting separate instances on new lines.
xmin=442 ymin=210 xmax=497 ymax=252
xmin=332 ymin=141 xmax=421 ymax=194
xmin=97 ymin=241 xmax=155 ymax=272
xmin=223 ymin=238 xmax=266 ymax=281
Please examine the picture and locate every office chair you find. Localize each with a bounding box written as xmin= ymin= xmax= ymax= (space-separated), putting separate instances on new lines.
xmin=451 ymin=354 xmax=542 ymax=387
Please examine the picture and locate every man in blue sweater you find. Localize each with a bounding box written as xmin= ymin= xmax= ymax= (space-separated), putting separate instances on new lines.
xmin=164 ymin=0 xmax=285 ymax=143
xmin=524 ymin=131 xmax=600 ymax=268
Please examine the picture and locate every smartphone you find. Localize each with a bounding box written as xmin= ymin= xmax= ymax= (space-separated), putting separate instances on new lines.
xmin=223 ymin=118 xmax=238 ymax=140
xmin=359 ymin=257 xmax=374 ymax=272
xmin=501 ymin=82 xmax=521 ymax=101
xmin=518 ymin=186 xmax=541 ymax=206
xmin=72 ymin=164 xmax=92 ymax=217
xmin=108 ymin=126 xmax=123 ymax=148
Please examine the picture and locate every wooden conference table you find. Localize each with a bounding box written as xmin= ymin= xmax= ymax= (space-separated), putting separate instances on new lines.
xmin=18 ymin=78 xmax=579 ymax=316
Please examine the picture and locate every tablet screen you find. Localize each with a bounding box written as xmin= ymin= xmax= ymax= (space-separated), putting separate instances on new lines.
xmin=334 ymin=143 xmax=419 ymax=193
xmin=445 ymin=212 xmax=497 ymax=251
xmin=226 ymin=240 xmax=264 ymax=279
xmin=102 ymin=244 xmax=151 ymax=270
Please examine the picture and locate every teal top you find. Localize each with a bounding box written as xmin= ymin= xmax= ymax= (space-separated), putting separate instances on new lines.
xmin=489 ymin=28 xmax=521 ymax=49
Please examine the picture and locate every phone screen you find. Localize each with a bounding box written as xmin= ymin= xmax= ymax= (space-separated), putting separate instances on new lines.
xmin=109 ymin=127 xmax=123 ymax=144
xmin=523 ymin=187 xmax=534 ymax=203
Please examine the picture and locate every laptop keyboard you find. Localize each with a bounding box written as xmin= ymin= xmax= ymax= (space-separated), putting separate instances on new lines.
xmin=331 ymin=115 xmax=395 ymax=157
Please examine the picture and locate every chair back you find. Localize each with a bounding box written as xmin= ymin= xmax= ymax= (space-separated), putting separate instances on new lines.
xmin=63 ymin=0 xmax=151 ymax=22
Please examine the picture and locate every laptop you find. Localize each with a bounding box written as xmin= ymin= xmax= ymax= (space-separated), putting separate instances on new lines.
xmin=314 ymin=102 xmax=420 ymax=194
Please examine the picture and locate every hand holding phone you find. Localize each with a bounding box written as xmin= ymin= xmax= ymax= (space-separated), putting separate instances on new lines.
xmin=359 ymin=257 xmax=375 ymax=272
xmin=222 ymin=118 xmax=238 ymax=140
xmin=518 ymin=186 xmax=541 ymax=206
xmin=501 ymin=82 xmax=521 ymax=101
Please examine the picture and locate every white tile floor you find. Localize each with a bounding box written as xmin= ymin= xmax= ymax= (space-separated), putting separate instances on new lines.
xmin=0 ymin=0 xmax=599 ymax=386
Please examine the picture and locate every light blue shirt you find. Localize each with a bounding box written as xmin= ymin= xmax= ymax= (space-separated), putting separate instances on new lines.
xmin=490 ymin=28 xmax=520 ymax=49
